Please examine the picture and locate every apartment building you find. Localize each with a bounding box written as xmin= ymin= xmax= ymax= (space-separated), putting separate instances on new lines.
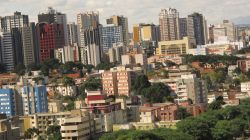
xmin=30 ymin=111 xmax=72 ymax=134
xmin=60 ymin=110 xmax=96 ymax=140
xmin=102 ymin=66 xmax=133 ymax=96
xmin=150 ymin=74 xmax=208 ymax=104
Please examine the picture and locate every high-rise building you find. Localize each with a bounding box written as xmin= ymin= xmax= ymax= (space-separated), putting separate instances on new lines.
xmin=213 ymin=27 xmax=227 ymax=42
xmin=36 ymin=23 xmax=65 ymax=62
xmin=159 ymin=8 xmax=180 ymax=41
xmin=106 ymin=15 xmax=129 ymax=46
xmin=188 ymin=13 xmax=207 ymax=45
xmin=0 ymin=89 xmax=15 ymax=116
xmin=0 ymin=31 xmax=15 ymax=71
xmin=133 ymin=24 xmax=140 ymax=44
xmin=77 ymin=11 xmax=101 ymax=65
xmin=179 ymin=17 xmax=195 ymax=41
xmin=0 ymin=11 xmax=29 ymax=32
xmin=21 ymin=24 xmax=36 ymax=66
xmin=11 ymin=28 xmax=23 ymax=66
xmin=100 ymin=24 xmax=123 ymax=53
xmin=67 ymin=22 xmax=79 ymax=45
xmin=208 ymin=25 xmax=215 ymax=44
xmin=29 ymin=22 xmax=40 ymax=64
xmin=215 ymin=20 xmax=237 ymax=42
xmin=38 ymin=7 xmax=68 ymax=45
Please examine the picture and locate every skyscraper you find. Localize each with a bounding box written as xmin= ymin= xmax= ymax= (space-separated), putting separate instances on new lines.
xmin=81 ymin=28 xmax=101 ymax=66
xmin=0 ymin=11 xmax=29 ymax=32
xmin=179 ymin=17 xmax=195 ymax=40
xmin=77 ymin=11 xmax=101 ymax=65
xmin=100 ymin=24 xmax=123 ymax=53
xmin=0 ymin=12 xmax=29 ymax=70
xmin=0 ymin=31 xmax=15 ymax=71
xmin=36 ymin=23 xmax=65 ymax=62
xmin=219 ymin=20 xmax=237 ymax=42
xmin=106 ymin=15 xmax=129 ymax=46
xmin=159 ymin=8 xmax=180 ymax=41
xmin=21 ymin=24 xmax=36 ymax=67
xmin=67 ymin=22 xmax=79 ymax=45
xmin=188 ymin=13 xmax=207 ymax=45
xmin=38 ymin=7 xmax=68 ymax=46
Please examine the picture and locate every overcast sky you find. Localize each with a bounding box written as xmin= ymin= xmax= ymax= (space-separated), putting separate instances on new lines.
xmin=0 ymin=0 xmax=250 ymax=31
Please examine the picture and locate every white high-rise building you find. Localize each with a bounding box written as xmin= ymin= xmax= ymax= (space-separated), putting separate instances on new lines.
xmin=77 ymin=11 xmax=101 ymax=65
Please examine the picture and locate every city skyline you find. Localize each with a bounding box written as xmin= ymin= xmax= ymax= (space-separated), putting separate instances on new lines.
xmin=0 ymin=0 xmax=250 ymax=31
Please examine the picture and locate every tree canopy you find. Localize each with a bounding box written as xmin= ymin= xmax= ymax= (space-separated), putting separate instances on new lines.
xmin=99 ymin=128 xmax=193 ymax=140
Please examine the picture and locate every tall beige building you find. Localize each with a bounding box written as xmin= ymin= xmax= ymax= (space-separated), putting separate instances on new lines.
xmin=219 ymin=20 xmax=236 ymax=42
xmin=159 ymin=8 xmax=180 ymax=41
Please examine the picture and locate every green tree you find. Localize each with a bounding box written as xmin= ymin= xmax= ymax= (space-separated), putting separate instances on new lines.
xmin=46 ymin=125 xmax=61 ymax=140
xmin=177 ymin=107 xmax=192 ymax=120
xmin=177 ymin=117 xmax=212 ymax=140
xmin=142 ymin=83 xmax=171 ymax=103
xmin=0 ymin=63 xmax=6 ymax=73
xmin=27 ymin=63 xmax=41 ymax=71
xmin=208 ymin=96 xmax=225 ymax=110
xmin=24 ymin=127 xmax=39 ymax=139
xmin=212 ymin=120 xmax=233 ymax=140
xmin=83 ymin=64 xmax=94 ymax=73
xmin=132 ymin=75 xmax=151 ymax=95
xmin=14 ymin=63 xmax=26 ymax=76
xmin=62 ymin=61 xmax=76 ymax=73
xmin=96 ymin=62 xmax=115 ymax=70
xmin=84 ymin=77 xmax=102 ymax=90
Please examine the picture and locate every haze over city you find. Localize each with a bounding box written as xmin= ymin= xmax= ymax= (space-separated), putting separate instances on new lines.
xmin=1 ymin=0 xmax=250 ymax=29
xmin=1 ymin=0 xmax=250 ymax=140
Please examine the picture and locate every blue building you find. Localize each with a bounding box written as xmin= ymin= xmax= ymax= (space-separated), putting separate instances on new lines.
xmin=0 ymin=89 xmax=15 ymax=116
xmin=100 ymin=24 xmax=123 ymax=53
xmin=22 ymin=85 xmax=48 ymax=115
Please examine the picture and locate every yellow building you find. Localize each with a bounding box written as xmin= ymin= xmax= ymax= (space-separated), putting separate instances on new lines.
xmin=133 ymin=24 xmax=158 ymax=44
xmin=133 ymin=24 xmax=140 ymax=44
xmin=19 ymin=116 xmax=32 ymax=135
xmin=140 ymin=25 xmax=154 ymax=41
xmin=156 ymin=37 xmax=196 ymax=55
